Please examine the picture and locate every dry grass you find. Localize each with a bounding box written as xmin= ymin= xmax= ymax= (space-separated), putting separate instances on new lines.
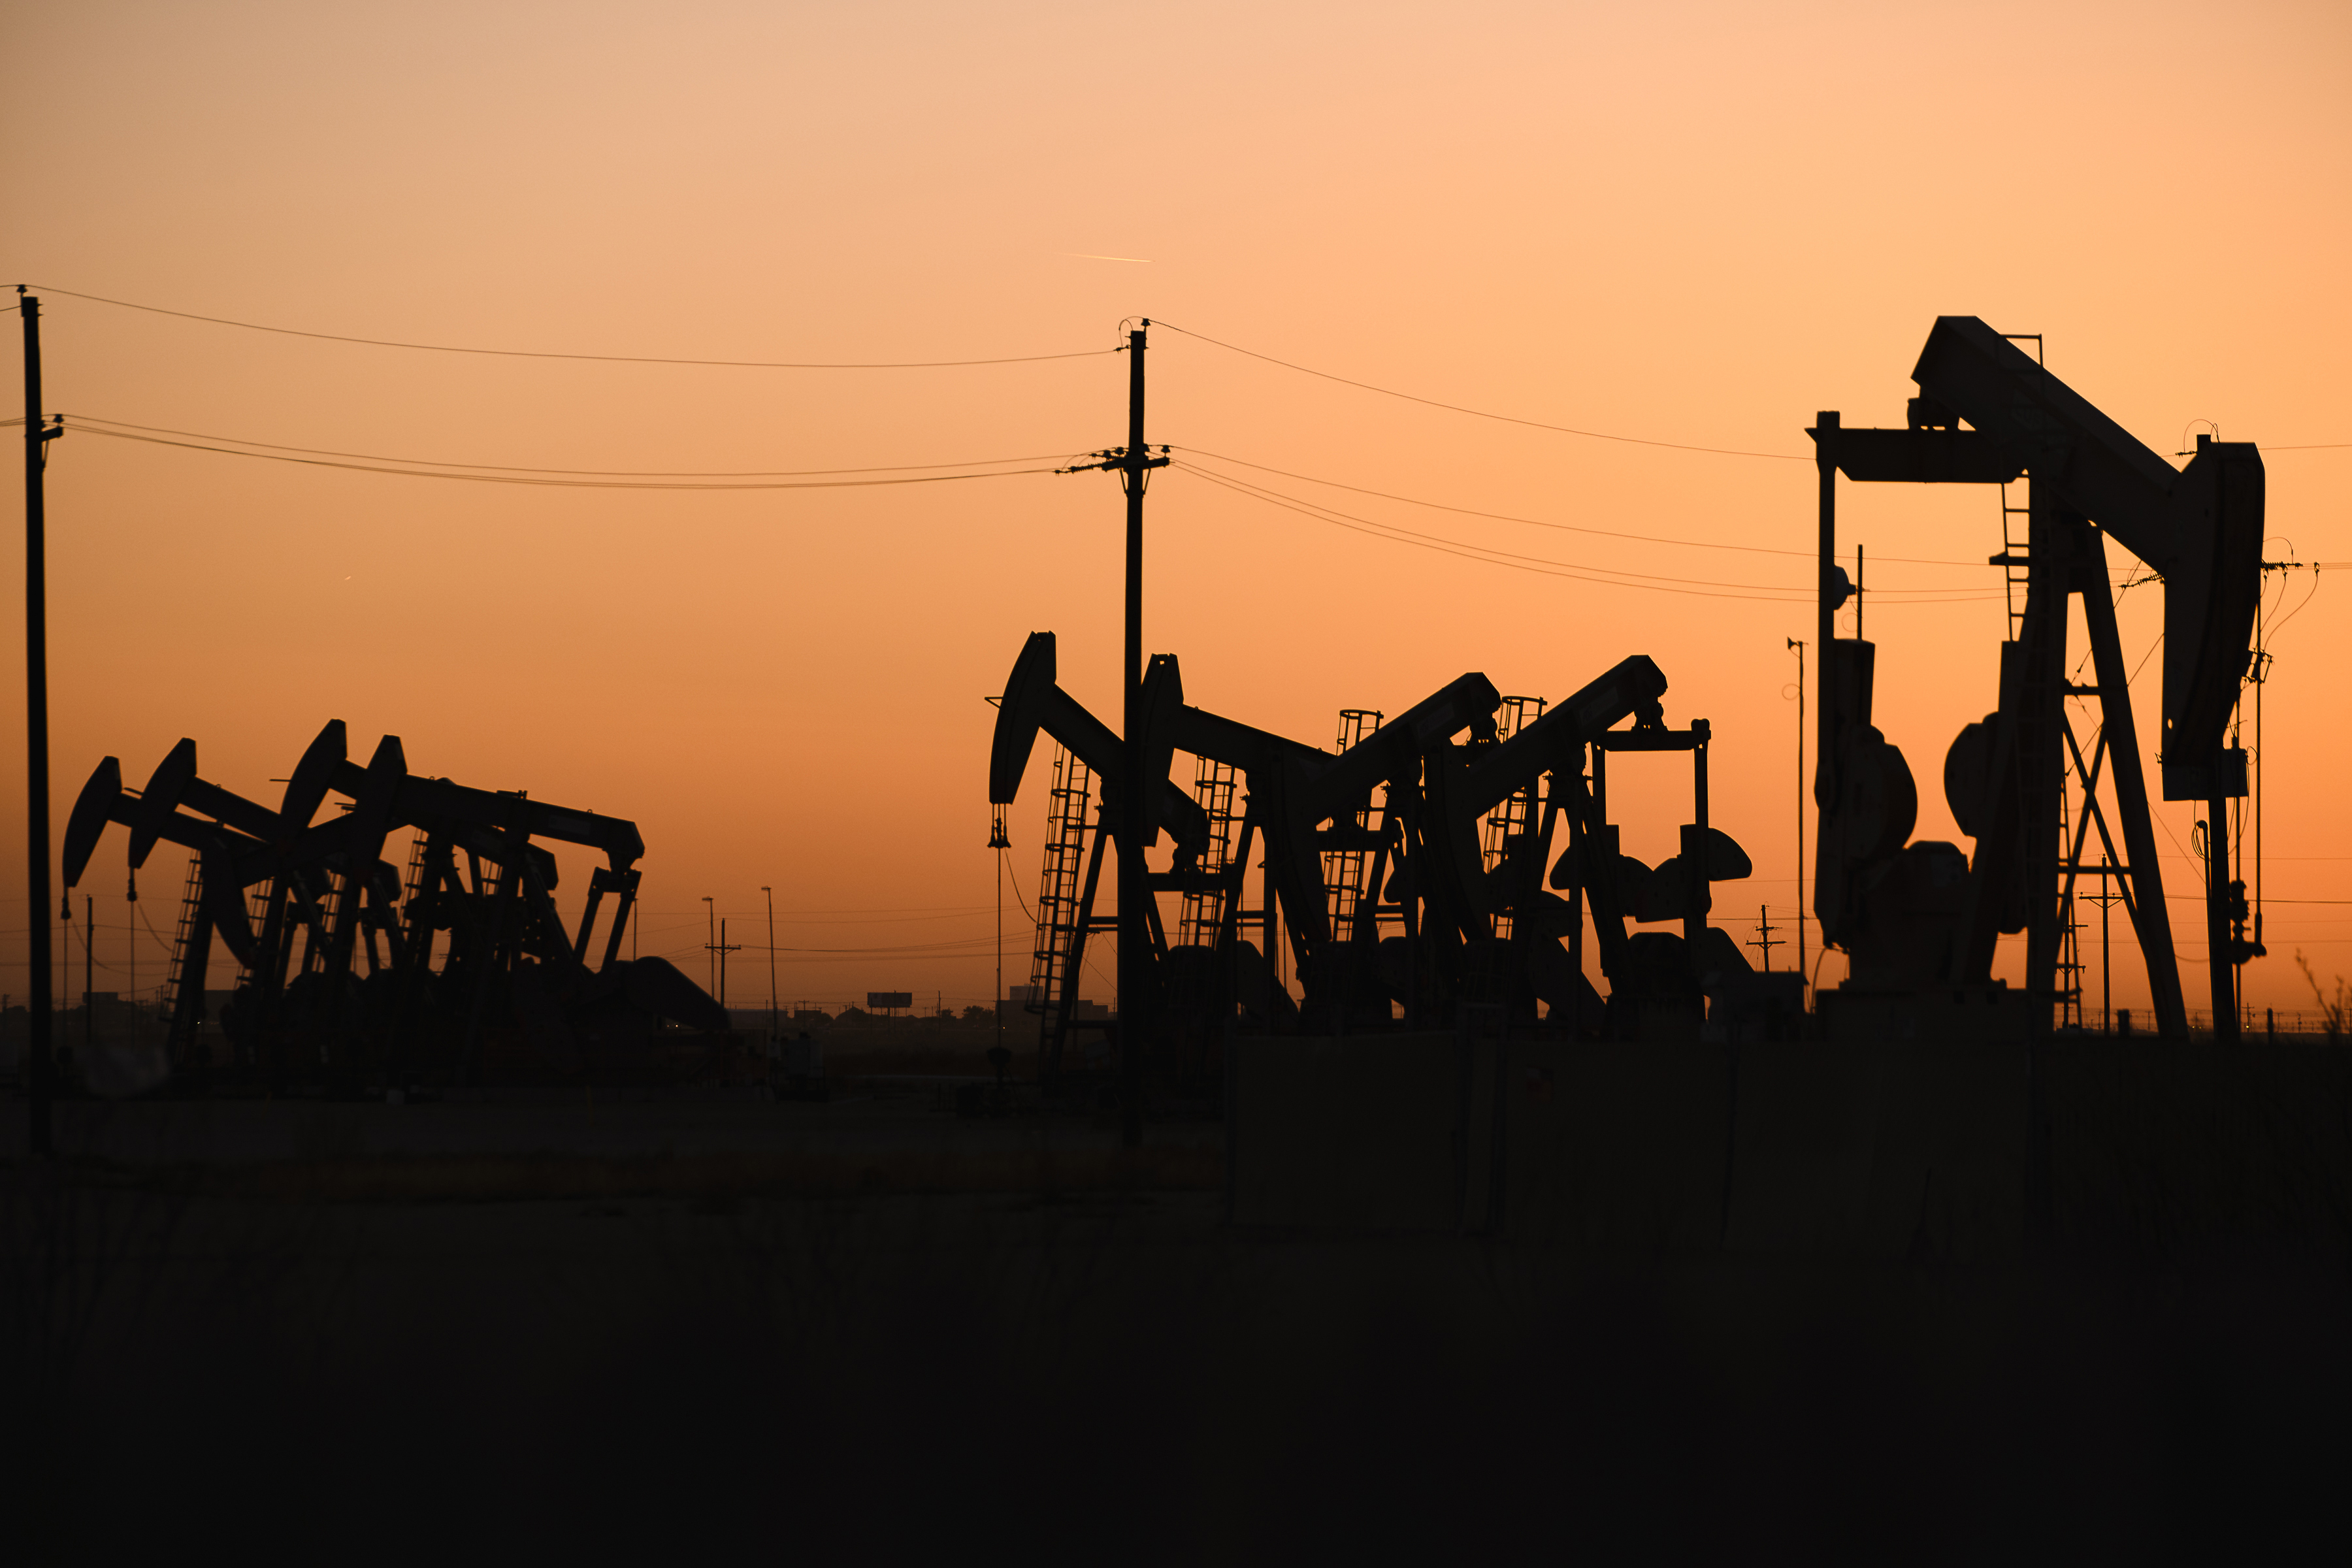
xmin=73 ymin=1143 xmax=1223 ymax=1204
xmin=2295 ymin=950 xmax=2349 ymax=1046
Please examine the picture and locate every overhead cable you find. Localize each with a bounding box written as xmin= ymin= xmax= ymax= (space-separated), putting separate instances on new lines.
xmin=1179 ymin=446 xmax=2123 ymax=574
xmin=64 ymin=414 xmax=1075 ymax=479
xmin=1173 ymin=461 xmax=2003 ymax=605
xmin=70 ymin=423 xmax=1056 ymax=490
xmin=1154 ymin=321 xmax=1811 ymax=461
xmin=33 ymin=285 xmax=1117 ymax=368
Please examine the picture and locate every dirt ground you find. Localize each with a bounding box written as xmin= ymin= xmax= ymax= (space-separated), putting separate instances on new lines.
xmin=5 ymin=1109 xmax=2349 ymax=1564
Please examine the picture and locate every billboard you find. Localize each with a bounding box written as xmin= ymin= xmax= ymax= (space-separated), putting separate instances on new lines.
xmin=866 ymin=991 xmax=913 ymax=1011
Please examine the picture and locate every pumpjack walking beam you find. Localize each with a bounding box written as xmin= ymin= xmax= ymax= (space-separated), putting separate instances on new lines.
xmin=989 ymin=632 xmax=1211 ymax=862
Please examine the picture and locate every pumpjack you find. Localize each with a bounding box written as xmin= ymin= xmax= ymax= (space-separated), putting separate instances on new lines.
xmin=990 ymin=633 xmax=1770 ymax=1079
xmin=1810 ymin=317 xmax=2264 ymax=1040
xmin=63 ymin=721 xmax=726 ymax=1088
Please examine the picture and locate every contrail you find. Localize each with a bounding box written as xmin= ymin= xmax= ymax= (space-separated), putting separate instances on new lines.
xmin=1064 ymin=252 xmax=1152 ymax=264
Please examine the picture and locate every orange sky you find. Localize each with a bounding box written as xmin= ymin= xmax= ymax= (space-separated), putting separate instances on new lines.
xmin=5 ymin=0 xmax=2348 ymax=1019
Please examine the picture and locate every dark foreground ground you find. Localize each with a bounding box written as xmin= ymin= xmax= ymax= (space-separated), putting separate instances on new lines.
xmin=5 ymin=1091 xmax=2349 ymax=1564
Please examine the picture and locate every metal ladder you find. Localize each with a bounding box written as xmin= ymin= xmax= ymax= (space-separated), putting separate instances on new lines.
xmin=2055 ymin=783 xmax=2084 ymax=1028
xmin=1026 ymin=747 xmax=1094 ymax=1028
xmin=395 ymin=832 xmax=431 ymax=967
xmin=1324 ymin=710 xmax=1384 ymax=942
xmin=233 ymin=878 xmax=274 ymax=990
xmin=1992 ymin=331 xmax=2048 ymax=643
xmin=1481 ymin=696 xmax=1547 ymax=939
xmin=1178 ymin=757 xmax=1240 ymax=949
xmin=1998 ymin=477 xmax=2032 ymax=642
xmin=160 ymin=857 xmax=206 ymax=1036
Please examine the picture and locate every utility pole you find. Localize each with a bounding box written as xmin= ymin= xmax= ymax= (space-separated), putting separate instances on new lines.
xmin=21 ymin=287 xmax=57 ymax=1156
xmin=762 ymin=886 xmax=777 ymax=1041
xmin=1787 ymin=637 xmax=1805 ymax=999
xmin=1746 ymin=904 xmax=1782 ymax=972
xmin=1854 ymin=545 xmax=1865 ymax=641
xmin=1813 ymin=413 xmax=1837 ymax=1015
xmin=2085 ymin=855 xmax=2126 ymax=1034
xmin=715 ymin=919 xmax=741 ymax=1009
xmin=1062 ymin=323 xmax=1168 ymax=1148
xmin=84 ymin=894 xmax=95 ymax=1057
xmin=703 ymin=896 xmax=715 ymax=996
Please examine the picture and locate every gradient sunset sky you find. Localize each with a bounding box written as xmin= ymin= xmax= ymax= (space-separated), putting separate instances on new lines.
xmin=5 ymin=0 xmax=2347 ymax=1016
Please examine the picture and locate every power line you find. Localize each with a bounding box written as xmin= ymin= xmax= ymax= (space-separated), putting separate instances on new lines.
xmin=32 ymin=285 xmax=1119 ymax=368
xmin=1173 ymin=461 xmax=2004 ymax=604
xmin=61 ymin=415 xmax=1083 ymax=479
xmin=644 ymin=938 xmax=1002 ymax=960
xmin=69 ymin=423 xmax=1058 ymax=490
xmin=1153 ymin=327 xmax=2352 ymax=460
xmin=1155 ymin=321 xmax=1811 ymax=461
xmin=737 ymin=938 xmax=1005 ymax=955
xmin=1175 ymin=458 xmax=1956 ymax=601
xmin=1181 ymin=446 xmax=2113 ymax=573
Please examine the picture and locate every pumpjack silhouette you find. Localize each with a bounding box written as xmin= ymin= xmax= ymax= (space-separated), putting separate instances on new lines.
xmin=65 ymin=721 xmax=725 ymax=1089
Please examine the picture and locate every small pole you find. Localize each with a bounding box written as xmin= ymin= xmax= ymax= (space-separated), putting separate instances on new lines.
xmin=84 ymin=894 xmax=95 ymax=1057
xmin=1812 ymin=414 xmax=1838 ymax=1016
xmin=1787 ymin=638 xmax=1806 ymax=1001
xmin=2101 ymin=855 xmax=2112 ymax=1034
xmin=996 ymin=815 xmax=1005 ymax=1058
xmin=762 ymin=885 xmax=777 ymax=1041
xmin=1744 ymin=903 xmax=1784 ymax=972
xmin=987 ymin=804 xmax=1011 ymax=1047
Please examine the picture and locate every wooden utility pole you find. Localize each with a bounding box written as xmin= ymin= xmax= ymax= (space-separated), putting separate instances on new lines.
xmin=20 ymin=289 xmax=56 ymax=1156
xmin=1066 ymin=324 xmax=1168 ymax=1148
xmin=1120 ymin=325 xmax=1149 ymax=1147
